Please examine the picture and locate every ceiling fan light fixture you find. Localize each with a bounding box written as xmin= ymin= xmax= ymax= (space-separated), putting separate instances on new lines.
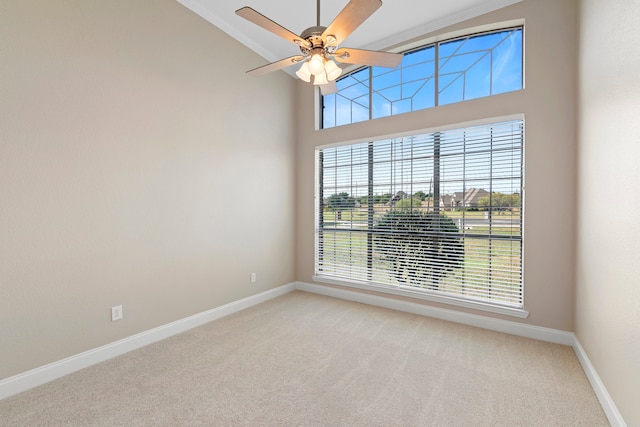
xmin=324 ymin=59 xmax=342 ymax=81
xmin=313 ymin=71 xmax=329 ymax=86
xmin=237 ymin=0 xmax=402 ymax=86
xmin=296 ymin=61 xmax=312 ymax=82
xmin=308 ymin=53 xmax=325 ymax=76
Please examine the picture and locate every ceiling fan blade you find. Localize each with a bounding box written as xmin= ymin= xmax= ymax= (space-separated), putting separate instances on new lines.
xmin=321 ymin=0 xmax=382 ymax=45
xmin=333 ymin=48 xmax=402 ymax=68
xmin=246 ymin=55 xmax=306 ymax=76
xmin=236 ymin=7 xmax=311 ymax=48
xmin=320 ymin=81 xmax=338 ymax=95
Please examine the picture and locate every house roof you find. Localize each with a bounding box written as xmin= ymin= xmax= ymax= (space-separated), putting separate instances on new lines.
xmin=446 ymin=188 xmax=489 ymax=206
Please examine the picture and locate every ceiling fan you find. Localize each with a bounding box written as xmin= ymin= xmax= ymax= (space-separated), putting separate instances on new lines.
xmin=235 ymin=0 xmax=403 ymax=94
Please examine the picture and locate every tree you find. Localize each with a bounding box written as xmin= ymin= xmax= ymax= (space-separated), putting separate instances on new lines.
xmin=373 ymin=209 xmax=464 ymax=289
xmin=326 ymin=192 xmax=356 ymax=220
xmin=413 ymin=191 xmax=428 ymax=201
xmin=374 ymin=193 xmax=392 ymax=205
xmin=395 ymin=197 xmax=423 ymax=209
xmin=477 ymin=192 xmax=521 ymax=211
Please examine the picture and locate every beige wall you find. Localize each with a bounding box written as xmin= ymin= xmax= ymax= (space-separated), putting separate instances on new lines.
xmin=295 ymin=0 xmax=578 ymax=330
xmin=0 ymin=0 xmax=296 ymax=379
xmin=576 ymin=0 xmax=640 ymax=424
xmin=2 ymin=1 xmax=638 ymax=423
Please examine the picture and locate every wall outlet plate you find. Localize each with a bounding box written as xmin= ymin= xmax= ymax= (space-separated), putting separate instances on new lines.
xmin=111 ymin=305 xmax=123 ymax=321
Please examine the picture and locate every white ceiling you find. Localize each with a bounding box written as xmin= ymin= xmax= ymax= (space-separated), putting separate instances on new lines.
xmin=177 ymin=0 xmax=521 ymax=74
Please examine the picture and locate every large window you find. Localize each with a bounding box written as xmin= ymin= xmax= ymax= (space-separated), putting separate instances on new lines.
xmin=315 ymin=119 xmax=524 ymax=313
xmin=322 ymin=27 xmax=523 ymax=128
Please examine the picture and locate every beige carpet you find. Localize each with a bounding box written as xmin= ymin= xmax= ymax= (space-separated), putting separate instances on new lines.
xmin=0 ymin=291 xmax=608 ymax=426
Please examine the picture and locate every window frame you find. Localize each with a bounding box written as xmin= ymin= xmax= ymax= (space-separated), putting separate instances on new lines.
xmin=314 ymin=115 xmax=528 ymax=318
xmin=321 ymin=24 xmax=524 ymax=129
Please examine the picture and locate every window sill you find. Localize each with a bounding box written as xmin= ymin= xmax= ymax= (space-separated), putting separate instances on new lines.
xmin=312 ymin=275 xmax=529 ymax=319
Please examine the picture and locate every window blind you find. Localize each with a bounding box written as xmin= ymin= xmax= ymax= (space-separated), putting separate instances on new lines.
xmin=316 ymin=119 xmax=524 ymax=308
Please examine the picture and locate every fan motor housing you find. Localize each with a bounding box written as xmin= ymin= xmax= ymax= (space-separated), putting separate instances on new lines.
xmin=300 ymin=25 xmax=327 ymax=48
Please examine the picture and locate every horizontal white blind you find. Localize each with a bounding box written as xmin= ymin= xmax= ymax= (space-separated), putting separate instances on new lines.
xmin=316 ymin=119 xmax=523 ymax=308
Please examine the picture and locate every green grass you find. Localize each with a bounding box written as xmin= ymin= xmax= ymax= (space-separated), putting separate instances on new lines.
xmin=320 ymin=205 xmax=522 ymax=304
xmin=318 ymin=229 xmax=522 ymax=305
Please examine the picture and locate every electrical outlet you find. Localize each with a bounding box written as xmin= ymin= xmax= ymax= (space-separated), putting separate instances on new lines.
xmin=250 ymin=272 xmax=257 ymax=283
xmin=111 ymin=305 xmax=123 ymax=321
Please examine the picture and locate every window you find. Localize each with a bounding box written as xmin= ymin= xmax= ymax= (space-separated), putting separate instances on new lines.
xmin=322 ymin=27 xmax=523 ymax=129
xmin=315 ymin=119 xmax=524 ymax=313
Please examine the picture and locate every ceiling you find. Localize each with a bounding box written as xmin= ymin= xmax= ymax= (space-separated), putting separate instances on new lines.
xmin=177 ymin=0 xmax=521 ymax=75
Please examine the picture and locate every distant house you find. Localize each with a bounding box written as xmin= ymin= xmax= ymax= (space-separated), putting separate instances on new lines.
xmin=439 ymin=195 xmax=455 ymax=211
xmin=440 ymin=188 xmax=489 ymax=209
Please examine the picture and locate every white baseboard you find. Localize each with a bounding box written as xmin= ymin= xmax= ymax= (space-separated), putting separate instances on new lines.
xmin=571 ymin=338 xmax=627 ymax=427
xmin=294 ymin=281 xmax=574 ymax=345
xmin=1 ymin=280 xmax=626 ymax=426
xmin=0 ymin=283 xmax=295 ymax=401
xmin=294 ymin=281 xmax=626 ymax=427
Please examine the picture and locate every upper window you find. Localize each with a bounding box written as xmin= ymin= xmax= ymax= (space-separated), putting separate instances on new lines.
xmin=322 ymin=27 xmax=523 ymax=128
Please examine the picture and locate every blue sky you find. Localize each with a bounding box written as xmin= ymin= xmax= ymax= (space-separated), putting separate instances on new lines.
xmin=323 ymin=28 xmax=523 ymax=129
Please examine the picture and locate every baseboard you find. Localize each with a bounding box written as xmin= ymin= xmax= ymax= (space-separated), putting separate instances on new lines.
xmin=0 ymin=283 xmax=296 ymax=401
xmin=571 ymin=337 xmax=627 ymax=427
xmin=294 ymin=281 xmax=626 ymax=426
xmin=294 ymin=281 xmax=574 ymax=345
xmin=2 ymin=280 xmax=627 ymax=426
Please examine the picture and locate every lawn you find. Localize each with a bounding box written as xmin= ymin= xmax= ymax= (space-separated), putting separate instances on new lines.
xmin=318 ymin=217 xmax=522 ymax=306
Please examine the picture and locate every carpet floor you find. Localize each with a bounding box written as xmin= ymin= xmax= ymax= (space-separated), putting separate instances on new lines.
xmin=0 ymin=291 xmax=609 ymax=426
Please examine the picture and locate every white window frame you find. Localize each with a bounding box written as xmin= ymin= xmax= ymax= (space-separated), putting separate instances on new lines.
xmin=314 ymin=115 xmax=528 ymax=318
xmin=319 ymin=20 xmax=525 ymax=130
